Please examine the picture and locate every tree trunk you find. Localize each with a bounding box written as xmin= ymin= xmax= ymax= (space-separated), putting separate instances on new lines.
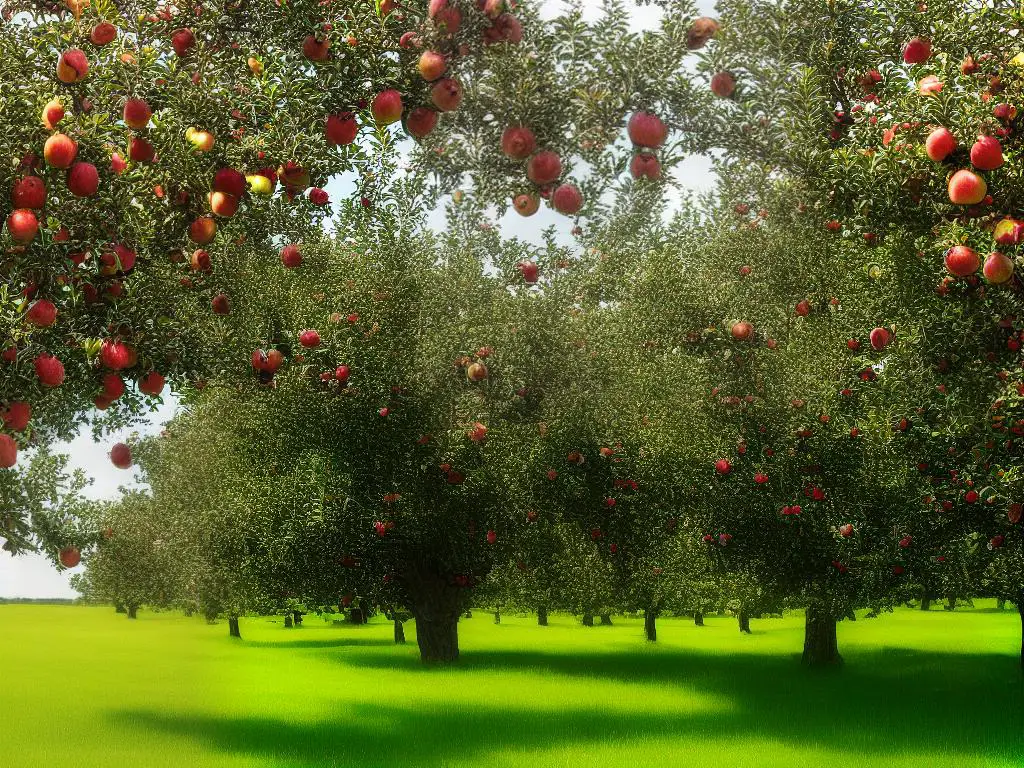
xmin=582 ymin=613 xmax=594 ymax=626
xmin=920 ymin=593 xmax=932 ymax=611
xmin=404 ymin=564 xmax=463 ymax=664
xmin=292 ymin=610 xmax=303 ymax=625
xmin=537 ymin=606 xmax=548 ymax=626
xmin=644 ymin=609 xmax=657 ymax=642
xmin=600 ymin=613 xmax=612 ymax=626
xmin=1017 ymin=591 xmax=1024 ymax=670
xmin=493 ymin=608 xmax=501 ymax=625
xmin=115 ymin=603 xmax=126 ymax=614
xmin=284 ymin=613 xmax=293 ymax=628
xmin=393 ymin=619 xmax=406 ymax=644
xmin=127 ymin=605 xmax=138 ymax=619
xmin=228 ymin=616 xmax=241 ymax=639
xmin=693 ymin=611 xmax=704 ymax=626
xmin=997 ymin=598 xmax=1006 ymax=610
xmin=738 ymin=609 xmax=751 ymax=634
xmin=945 ymin=595 xmax=957 ymax=611
xmin=802 ymin=606 xmax=842 ymax=666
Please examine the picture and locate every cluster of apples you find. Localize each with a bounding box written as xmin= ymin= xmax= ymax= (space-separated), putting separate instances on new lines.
xmin=500 ymin=126 xmax=582 ymax=218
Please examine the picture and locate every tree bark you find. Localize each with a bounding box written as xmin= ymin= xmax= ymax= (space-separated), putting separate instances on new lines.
xmin=292 ymin=610 xmax=303 ymax=625
xmin=493 ymin=608 xmax=501 ymax=625
xmin=600 ymin=613 xmax=613 ymax=626
xmin=738 ymin=609 xmax=751 ymax=634
xmin=694 ymin=610 xmax=704 ymax=626
xmin=945 ymin=595 xmax=957 ymax=611
xmin=127 ymin=604 xmax=138 ymax=619
xmin=582 ymin=613 xmax=594 ymax=626
xmin=393 ymin=619 xmax=406 ymax=644
xmin=920 ymin=593 xmax=932 ymax=611
xmin=284 ymin=613 xmax=293 ymax=628
xmin=644 ymin=609 xmax=657 ymax=642
xmin=228 ymin=616 xmax=241 ymax=639
xmin=537 ymin=606 xmax=548 ymax=626
xmin=404 ymin=564 xmax=463 ymax=664
xmin=802 ymin=606 xmax=842 ymax=666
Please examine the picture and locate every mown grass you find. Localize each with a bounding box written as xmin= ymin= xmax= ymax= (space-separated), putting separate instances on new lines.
xmin=0 ymin=602 xmax=1021 ymax=767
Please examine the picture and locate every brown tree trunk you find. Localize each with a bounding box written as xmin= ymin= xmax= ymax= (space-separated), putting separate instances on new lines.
xmin=944 ymin=595 xmax=957 ymax=611
xmin=738 ymin=609 xmax=751 ymax=634
xmin=920 ymin=593 xmax=932 ymax=611
xmin=600 ymin=613 xmax=613 ymax=626
xmin=393 ymin=619 xmax=406 ymax=644
xmin=644 ymin=609 xmax=657 ymax=642
xmin=404 ymin=564 xmax=463 ymax=664
xmin=127 ymin=604 xmax=138 ymax=619
xmin=228 ymin=616 xmax=241 ymax=638
xmin=537 ymin=606 xmax=548 ymax=626
xmin=693 ymin=611 xmax=704 ymax=626
xmin=802 ymin=606 xmax=842 ymax=666
xmin=493 ymin=607 xmax=501 ymax=625
xmin=292 ymin=610 xmax=303 ymax=625
xmin=582 ymin=613 xmax=594 ymax=626
xmin=284 ymin=614 xmax=293 ymax=628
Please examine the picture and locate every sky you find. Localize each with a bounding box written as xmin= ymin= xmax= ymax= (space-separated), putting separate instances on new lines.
xmin=0 ymin=0 xmax=716 ymax=599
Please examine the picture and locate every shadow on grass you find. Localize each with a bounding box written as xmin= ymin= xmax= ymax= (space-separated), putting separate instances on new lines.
xmin=241 ymin=637 xmax=395 ymax=650
xmin=116 ymin=647 xmax=1023 ymax=767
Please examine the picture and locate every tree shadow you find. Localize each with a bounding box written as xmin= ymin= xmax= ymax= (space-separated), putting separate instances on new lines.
xmin=117 ymin=647 xmax=1023 ymax=767
xmin=241 ymin=637 xmax=395 ymax=650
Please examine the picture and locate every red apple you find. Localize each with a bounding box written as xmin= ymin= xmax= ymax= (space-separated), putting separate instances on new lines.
xmin=925 ymin=127 xmax=956 ymax=162
xmin=110 ymin=442 xmax=133 ymax=469
xmin=467 ymin=362 xmax=488 ymax=382
xmin=1 ymin=402 xmax=31 ymax=432
xmin=128 ymin=137 xmax=155 ymax=163
xmin=405 ymin=107 xmax=439 ymax=139
xmin=627 ymin=111 xmax=668 ymax=148
xmin=994 ymin=218 xmax=1024 ymax=246
xmin=34 ymin=354 xmax=65 ymax=387
xmin=335 ymin=365 xmax=350 ymax=383
xmin=516 ymin=261 xmax=539 ymax=284
xmin=280 ymin=244 xmax=302 ymax=268
xmin=970 ymin=135 xmax=1003 ymax=171
xmin=41 ymin=99 xmax=65 ymax=131
xmin=983 ymin=251 xmax=1014 ymax=284
xmin=56 ymin=49 xmax=89 ymax=83
xmin=26 ymin=299 xmax=57 ymax=327
xmin=326 ymin=112 xmax=359 ymax=145
xmin=947 ymin=170 xmax=986 ymax=205
xmin=59 ymin=547 xmax=81 ymax=568
xmin=43 ymin=133 xmax=77 ymax=168
xmin=139 ymin=371 xmax=165 ymax=396
xmin=67 ymin=162 xmax=99 ymax=197
xmin=190 ymin=249 xmax=212 ymax=272
xmin=551 ymin=183 xmax=583 ymax=215
xmin=869 ymin=327 xmax=891 ymax=350
xmin=710 ymin=71 xmax=735 ymax=98
xmin=123 ymin=98 xmax=152 ymax=130
xmin=513 ymin=193 xmax=539 ymax=216
xmin=795 ymin=299 xmax=811 ymax=316
xmin=372 ymin=89 xmax=403 ymax=124
xmin=944 ymin=245 xmax=980 ymax=277
xmin=686 ymin=17 xmax=718 ymax=49
xmin=430 ymin=78 xmax=463 ymax=112
xmin=299 ymin=329 xmax=321 ymax=348
xmin=171 ymin=27 xmax=195 ymax=56
xmin=186 ymin=128 xmax=215 ymax=152
xmin=731 ymin=321 xmax=753 ymax=341
xmin=527 ymin=151 xmax=562 ymax=185
xmin=100 ymin=340 xmax=132 ymax=370
xmin=12 ymin=177 xmax=46 ymax=209
xmin=302 ymin=35 xmax=330 ymax=61
xmin=6 ymin=209 xmax=38 ymax=243
xmin=110 ymin=152 xmax=127 ymax=174
xmin=211 ymin=294 xmax=230 ymax=315
xmin=714 ymin=458 xmax=732 ymax=475
xmin=918 ymin=75 xmax=943 ymax=95
xmin=418 ymin=50 xmax=446 ymax=81
xmin=902 ymin=37 xmax=931 ymax=64
xmin=90 ymin=22 xmax=117 ymax=46
xmin=630 ymin=153 xmax=661 ymax=180
xmin=208 ymin=191 xmax=239 ymax=217
xmin=501 ymin=126 xmax=536 ymax=159
xmin=102 ymin=373 xmax=125 ymax=400
xmin=189 ymin=216 xmax=217 ymax=244
xmin=212 ymin=167 xmax=246 ymax=197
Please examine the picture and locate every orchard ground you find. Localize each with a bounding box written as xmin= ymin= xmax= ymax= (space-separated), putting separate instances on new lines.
xmin=1 ymin=605 xmax=1022 ymax=768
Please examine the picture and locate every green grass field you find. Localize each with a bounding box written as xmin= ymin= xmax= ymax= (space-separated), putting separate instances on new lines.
xmin=1 ymin=603 xmax=1021 ymax=768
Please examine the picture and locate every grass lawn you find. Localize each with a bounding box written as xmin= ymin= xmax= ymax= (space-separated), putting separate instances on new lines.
xmin=1 ymin=602 xmax=1021 ymax=768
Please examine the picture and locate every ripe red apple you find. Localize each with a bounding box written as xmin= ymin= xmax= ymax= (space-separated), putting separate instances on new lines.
xmin=171 ymin=27 xmax=195 ymax=56
xmin=430 ymin=78 xmax=463 ymax=111
xmin=551 ymin=183 xmax=583 ymax=215
xmin=486 ymin=529 xmax=497 ymax=544
xmin=527 ymin=151 xmax=562 ymax=185
xmin=189 ymin=216 xmax=217 ymax=244
xmin=944 ymin=245 xmax=980 ymax=277
xmin=26 ymin=299 xmax=57 ymax=327
xmin=925 ymin=127 xmax=956 ymax=162
xmin=41 ymin=99 xmax=65 ymax=131
xmin=299 ymin=329 xmax=321 ymax=348
xmin=372 ymin=89 xmax=403 ymax=124
xmin=99 ymin=244 xmax=135 ymax=276
xmin=326 ymin=112 xmax=359 ymax=145
xmin=123 ymin=98 xmax=152 ymax=129
xmin=710 ymin=71 xmax=735 ymax=98
xmin=34 ymin=354 xmax=65 ymax=387
xmin=12 ymin=177 xmax=46 ymax=209
xmin=627 ymin=111 xmax=668 ymax=148
xmin=190 ymin=249 xmax=212 ymax=272
xmin=128 ymin=137 xmax=155 ymax=163
xmin=102 ymin=373 xmax=125 ymax=400
xmin=110 ymin=442 xmax=133 ymax=469
xmin=59 ymin=547 xmax=81 ymax=568
xmin=918 ymin=75 xmax=943 ymax=95
xmin=983 ymin=251 xmax=1014 ymax=284
xmin=303 ymin=35 xmax=330 ymax=61
xmin=418 ymin=50 xmax=446 ymax=80
xmin=630 ymin=153 xmax=661 ymax=180
xmin=686 ymin=16 xmax=718 ymax=49
xmin=516 ymin=261 xmax=539 ymax=284
xmin=212 ymin=167 xmax=246 ymax=197
xmin=405 ymin=107 xmax=439 ymax=139
xmin=467 ymin=362 xmax=488 ymax=381
xmin=994 ymin=218 xmax=1024 ymax=246
xmin=335 ymin=365 xmax=350 ymax=383
xmin=513 ymin=193 xmax=539 ymax=216
xmin=795 ymin=299 xmax=811 ymax=316
xmin=67 ymin=162 xmax=99 ymax=197
xmin=970 ymin=135 xmax=1003 ymax=170
xmin=839 ymin=523 xmax=854 ymax=537
xmin=501 ymin=126 xmax=536 ymax=159
xmin=211 ymin=294 xmax=230 ymax=315
xmin=1 ymin=402 xmax=31 ymax=432
xmin=429 ymin=0 xmax=462 ymax=33
xmin=186 ymin=128 xmax=215 ymax=152
xmin=100 ymin=340 xmax=132 ymax=370
xmin=869 ymin=327 xmax=891 ymax=350
xmin=138 ymin=371 xmax=165 ymax=396
xmin=6 ymin=209 xmax=38 ymax=243
xmin=56 ymin=49 xmax=89 ymax=83
xmin=731 ymin=321 xmax=753 ymax=341
xmin=714 ymin=458 xmax=731 ymax=475
xmin=110 ymin=152 xmax=127 ymax=174
xmin=902 ymin=37 xmax=931 ymax=64
xmin=947 ymin=170 xmax=986 ymax=205
xmin=281 ymin=244 xmax=302 ymax=268
xmin=0 ymin=433 xmax=16 ymax=469
xmin=1009 ymin=503 xmax=1022 ymax=524
xmin=209 ymin=191 xmax=239 ymax=217
xmin=44 ymin=133 xmax=77 ymax=168
xmin=90 ymin=22 xmax=117 ymax=46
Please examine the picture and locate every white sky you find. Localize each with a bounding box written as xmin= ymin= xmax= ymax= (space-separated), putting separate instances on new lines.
xmin=0 ymin=0 xmax=715 ymax=598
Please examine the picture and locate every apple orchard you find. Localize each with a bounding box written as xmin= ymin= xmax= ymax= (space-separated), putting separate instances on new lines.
xmin=3 ymin=0 xmax=1024 ymax=667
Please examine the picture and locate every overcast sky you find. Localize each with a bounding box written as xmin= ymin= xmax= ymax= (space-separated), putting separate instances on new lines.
xmin=0 ymin=0 xmax=715 ymax=599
